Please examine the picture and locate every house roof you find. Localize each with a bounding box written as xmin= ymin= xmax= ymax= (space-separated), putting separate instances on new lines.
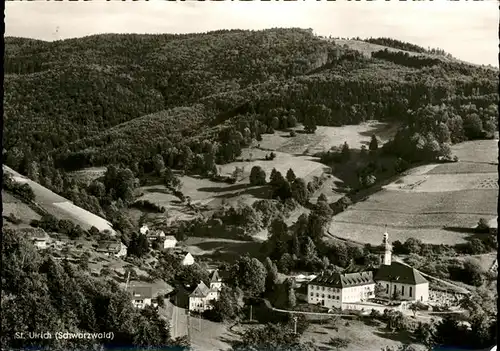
xmin=129 ymin=286 xmax=154 ymax=299
xmin=210 ymin=270 xmax=222 ymax=283
xmin=164 ymin=235 xmax=177 ymax=241
xmin=96 ymin=240 xmax=123 ymax=253
xmin=374 ymin=261 xmax=428 ymax=285
xmin=309 ymin=271 xmax=374 ymax=289
xmin=189 ymin=281 xmax=211 ymax=298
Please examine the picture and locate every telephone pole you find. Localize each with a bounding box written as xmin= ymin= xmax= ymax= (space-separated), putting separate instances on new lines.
xmin=249 ymin=305 xmax=253 ymax=322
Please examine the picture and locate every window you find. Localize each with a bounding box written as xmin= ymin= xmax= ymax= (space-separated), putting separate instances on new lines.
xmin=310 ymin=292 xmax=313 ymax=296
xmin=316 ymin=293 xmax=319 ymax=297
xmin=393 ymin=285 xmax=396 ymax=294
xmin=322 ymin=286 xmax=325 ymax=291
xmin=386 ymin=284 xmax=389 ymax=293
xmin=409 ymin=287 xmax=413 ymax=297
xmin=328 ymin=295 xmax=331 ymax=299
xmin=401 ymin=286 xmax=405 ymax=295
xmin=322 ymin=294 xmax=325 ymax=298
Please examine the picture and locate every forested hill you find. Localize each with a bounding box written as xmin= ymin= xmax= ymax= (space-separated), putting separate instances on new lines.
xmin=3 ymin=28 xmax=498 ymax=175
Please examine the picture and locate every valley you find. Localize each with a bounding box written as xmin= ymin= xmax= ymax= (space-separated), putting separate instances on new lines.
xmin=2 ymin=27 xmax=498 ymax=351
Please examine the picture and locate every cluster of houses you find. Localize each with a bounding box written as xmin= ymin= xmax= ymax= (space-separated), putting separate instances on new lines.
xmin=127 ymin=269 xmax=225 ymax=312
xmin=307 ymin=232 xmax=429 ymax=310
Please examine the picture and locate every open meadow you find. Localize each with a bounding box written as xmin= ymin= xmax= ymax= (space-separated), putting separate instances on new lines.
xmin=257 ymin=121 xmax=397 ymax=155
xmin=329 ymin=139 xmax=498 ymax=245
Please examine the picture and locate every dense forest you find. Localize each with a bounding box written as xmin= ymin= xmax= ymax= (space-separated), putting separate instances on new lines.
xmin=3 ymin=27 xmax=498 ymax=220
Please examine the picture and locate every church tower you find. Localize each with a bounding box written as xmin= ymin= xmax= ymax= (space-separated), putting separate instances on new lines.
xmin=382 ymin=229 xmax=392 ymax=266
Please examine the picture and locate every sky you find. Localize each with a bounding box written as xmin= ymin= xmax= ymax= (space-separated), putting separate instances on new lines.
xmin=5 ymin=0 xmax=499 ymax=67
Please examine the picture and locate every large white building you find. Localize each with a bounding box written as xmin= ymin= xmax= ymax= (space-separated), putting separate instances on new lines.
xmin=307 ymin=271 xmax=375 ymax=309
xmin=307 ymin=231 xmax=429 ymax=309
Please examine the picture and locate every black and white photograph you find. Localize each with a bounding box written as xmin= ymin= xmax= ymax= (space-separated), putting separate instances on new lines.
xmin=2 ymin=1 xmax=498 ymax=351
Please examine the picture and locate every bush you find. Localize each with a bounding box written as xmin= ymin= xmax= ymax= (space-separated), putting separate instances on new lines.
xmin=130 ymin=200 xmax=166 ymax=213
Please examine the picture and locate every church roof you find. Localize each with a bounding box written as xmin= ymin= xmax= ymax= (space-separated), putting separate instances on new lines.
xmin=309 ymin=271 xmax=374 ymax=289
xmin=374 ymin=261 xmax=427 ymax=285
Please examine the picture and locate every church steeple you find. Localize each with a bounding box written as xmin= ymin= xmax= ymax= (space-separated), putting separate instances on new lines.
xmin=382 ymin=227 xmax=392 ymax=266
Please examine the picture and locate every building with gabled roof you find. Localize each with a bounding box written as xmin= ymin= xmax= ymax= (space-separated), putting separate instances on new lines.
xmin=209 ymin=269 xmax=223 ymax=291
xmin=307 ymin=231 xmax=429 ymax=309
xmin=128 ymin=286 xmax=156 ymax=309
xmin=96 ymin=240 xmax=127 ymax=257
xmin=307 ymin=271 xmax=375 ymax=309
xmin=182 ymin=252 xmax=195 ymax=266
xmin=188 ymin=280 xmax=221 ymax=313
xmin=374 ymin=231 xmax=429 ymax=302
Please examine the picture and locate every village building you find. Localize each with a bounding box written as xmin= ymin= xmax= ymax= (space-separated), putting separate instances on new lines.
xmin=20 ymin=227 xmax=50 ymax=249
xmin=162 ymin=235 xmax=178 ymax=249
xmin=181 ymin=252 xmax=195 ymax=266
xmin=374 ymin=231 xmax=429 ymax=303
xmin=188 ymin=270 xmax=225 ymax=312
xmin=128 ymin=286 xmax=157 ymax=309
xmin=96 ymin=240 xmax=127 ymax=257
xmin=140 ymin=225 xmax=149 ymax=235
xmin=307 ymin=271 xmax=375 ymax=309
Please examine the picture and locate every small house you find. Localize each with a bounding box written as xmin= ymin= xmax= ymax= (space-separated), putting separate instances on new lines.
xmin=162 ymin=235 xmax=177 ymax=249
xmin=182 ymin=252 xmax=195 ymax=266
xmin=96 ymin=240 xmax=127 ymax=257
xmin=209 ymin=269 xmax=224 ymax=291
xmin=129 ymin=286 xmax=156 ymax=309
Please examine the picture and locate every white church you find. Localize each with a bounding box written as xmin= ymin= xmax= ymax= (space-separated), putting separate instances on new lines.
xmin=307 ymin=231 xmax=429 ymax=309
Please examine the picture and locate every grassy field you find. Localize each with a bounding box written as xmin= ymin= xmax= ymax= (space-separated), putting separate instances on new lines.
xmin=183 ymin=237 xmax=264 ymax=264
xmin=3 ymin=165 xmax=116 ymax=234
xmin=218 ymin=149 xmax=328 ymax=184
xmin=329 ymin=140 xmax=498 ymax=245
xmin=301 ymin=318 xmax=425 ymax=351
xmin=257 ymin=121 xmax=397 ymax=155
xmin=69 ymin=167 xmax=107 ymax=184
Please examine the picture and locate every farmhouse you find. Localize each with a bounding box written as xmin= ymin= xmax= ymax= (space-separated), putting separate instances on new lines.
xmin=96 ymin=240 xmax=127 ymax=257
xmin=128 ymin=286 xmax=157 ymax=309
xmin=374 ymin=231 xmax=429 ymax=303
xmin=162 ymin=235 xmax=178 ymax=248
xmin=146 ymin=229 xmax=165 ymax=240
xmin=19 ymin=227 xmax=50 ymax=249
xmin=307 ymin=271 xmax=375 ymax=309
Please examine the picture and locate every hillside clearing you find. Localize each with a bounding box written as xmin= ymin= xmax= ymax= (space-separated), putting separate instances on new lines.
xmin=3 ymin=165 xmax=116 ymax=234
xmin=257 ymin=121 xmax=397 ymax=155
xmin=218 ymin=149 xmax=328 ymax=183
xmin=450 ymin=139 xmax=498 ymax=164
